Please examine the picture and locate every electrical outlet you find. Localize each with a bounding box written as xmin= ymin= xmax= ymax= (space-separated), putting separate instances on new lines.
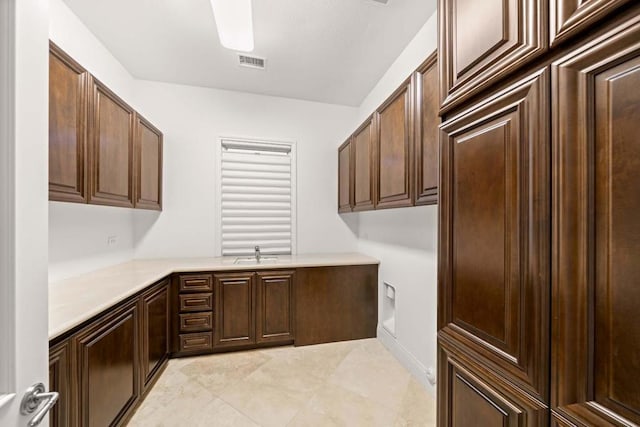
xmin=107 ymin=235 xmax=118 ymax=246
xmin=426 ymin=367 xmax=437 ymax=385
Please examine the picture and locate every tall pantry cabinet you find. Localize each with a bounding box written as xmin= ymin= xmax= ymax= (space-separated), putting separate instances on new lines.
xmin=437 ymin=1 xmax=640 ymax=426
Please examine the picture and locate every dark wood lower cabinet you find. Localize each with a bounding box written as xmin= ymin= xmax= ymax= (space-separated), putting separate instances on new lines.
xmin=255 ymin=270 xmax=295 ymax=345
xmin=49 ymin=264 xmax=377 ymax=425
xmin=140 ymin=280 xmax=169 ymax=391
xmin=49 ymin=341 xmax=72 ymax=427
xmin=49 ymin=278 xmax=170 ymax=427
xmin=74 ymin=301 xmax=139 ymax=427
xmin=295 ymin=265 xmax=377 ymax=346
xmin=214 ymin=271 xmax=255 ymax=348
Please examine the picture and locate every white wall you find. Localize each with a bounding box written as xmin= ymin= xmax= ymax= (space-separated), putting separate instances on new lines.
xmin=48 ymin=0 xmax=360 ymax=279
xmin=48 ymin=0 xmax=137 ymax=282
xmin=347 ymin=11 xmax=439 ymax=396
xmin=132 ymin=81 xmax=360 ymax=258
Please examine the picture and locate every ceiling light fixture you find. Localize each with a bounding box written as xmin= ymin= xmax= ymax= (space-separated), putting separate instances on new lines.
xmin=210 ymin=0 xmax=254 ymax=52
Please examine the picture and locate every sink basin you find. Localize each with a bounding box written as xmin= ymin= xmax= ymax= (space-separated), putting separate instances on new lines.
xmin=234 ymin=256 xmax=278 ymax=265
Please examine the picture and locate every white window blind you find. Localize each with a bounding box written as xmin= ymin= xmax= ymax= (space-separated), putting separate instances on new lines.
xmin=220 ymin=139 xmax=295 ymax=256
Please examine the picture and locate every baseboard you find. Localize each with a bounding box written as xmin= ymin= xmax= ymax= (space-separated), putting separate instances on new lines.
xmin=377 ymin=325 xmax=436 ymax=398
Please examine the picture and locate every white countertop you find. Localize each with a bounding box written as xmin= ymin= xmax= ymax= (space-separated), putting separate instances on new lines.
xmin=49 ymin=253 xmax=379 ymax=340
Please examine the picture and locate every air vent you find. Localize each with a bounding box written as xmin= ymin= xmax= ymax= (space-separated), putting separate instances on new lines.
xmin=238 ymin=54 xmax=266 ymax=70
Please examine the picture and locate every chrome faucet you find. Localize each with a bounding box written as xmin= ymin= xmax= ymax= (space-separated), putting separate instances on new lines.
xmin=255 ymin=245 xmax=261 ymax=262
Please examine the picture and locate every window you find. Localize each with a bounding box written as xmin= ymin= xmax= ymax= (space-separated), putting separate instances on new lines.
xmin=217 ymin=138 xmax=296 ymax=256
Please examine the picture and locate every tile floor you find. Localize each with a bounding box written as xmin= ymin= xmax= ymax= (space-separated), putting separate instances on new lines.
xmin=127 ymin=338 xmax=436 ymax=426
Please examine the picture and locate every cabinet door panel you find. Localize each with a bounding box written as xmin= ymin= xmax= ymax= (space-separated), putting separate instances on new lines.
xmin=439 ymin=0 xmax=546 ymax=111
xmin=550 ymin=0 xmax=633 ymax=46
xmin=376 ymin=80 xmax=413 ymax=209
xmin=338 ymin=139 xmax=353 ymax=213
xmin=256 ymin=271 xmax=294 ymax=344
xmin=134 ymin=114 xmax=162 ymax=210
xmin=141 ymin=281 xmax=169 ymax=390
xmin=552 ymin=18 xmax=640 ymax=425
xmin=89 ymin=78 xmax=134 ymax=207
xmin=438 ymin=338 xmax=548 ymax=427
xmin=75 ymin=302 xmax=139 ymax=427
xmin=49 ymin=341 xmax=72 ymax=427
xmin=353 ymin=117 xmax=376 ymax=211
xmin=214 ymin=272 xmax=255 ymax=348
xmin=439 ymin=69 xmax=549 ymax=400
xmin=414 ymin=52 xmax=439 ymax=205
xmin=49 ymin=42 xmax=87 ymax=203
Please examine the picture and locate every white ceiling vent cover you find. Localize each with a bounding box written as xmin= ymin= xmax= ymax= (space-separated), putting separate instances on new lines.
xmin=238 ymin=54 xmax=266 ymax=70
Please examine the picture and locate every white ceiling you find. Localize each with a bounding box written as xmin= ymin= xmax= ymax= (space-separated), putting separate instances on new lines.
xmin=62 ymin=0 xmax=437 ymax=106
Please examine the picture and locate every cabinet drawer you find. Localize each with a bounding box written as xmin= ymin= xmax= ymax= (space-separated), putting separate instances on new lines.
xmin=179 ymin=332 xmax=213 ymax=353
xmin=179 ymin=274 xmax=213 ymax=293
xmin=179 ymin=312 xmax=213 ymax=333
xmin=179 ymin=293 xmax=213 ymax=312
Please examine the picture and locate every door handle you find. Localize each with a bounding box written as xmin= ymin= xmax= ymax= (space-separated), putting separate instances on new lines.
xmin=20 ymin=382 xmax=59 ymax=427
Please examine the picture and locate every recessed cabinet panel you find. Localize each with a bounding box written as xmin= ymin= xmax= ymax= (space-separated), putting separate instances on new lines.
xmin=376 ymin=81 xmax=413 ymax=209
xmin=338 ymin=139 xmax=353 ymax=213
xmin=414 ymin=53 xmax=439 ymax=205
xmin=353 ymin=117 xmax=376 ymax=211
xmin=214 ymin=272 xmax=255 ymax=348
xmin=552 ymin=19 xmax=640 ymax=425
xmin=551 ymin=0 xmax=633 ymax=46
xmin=141 ymin=281 xmax=169 ymax=390
xmin=75 ymin=302 xmax=139 ymax=427
xmin=256 ymin=271 xmax=295 ymax=344
xmin=438 ymin=339 xmax=548 ymax=427
xmin=439 ymin=70 xmax=549 ymax=400
xmin=439 ymin=0 xmax=546 ymax=111
xmin=49 ymin=341 xmax=71 ymax=427
xmin=49 ymin=43 xmax=88 ymax=203
xmin=89 ymin=78 xmax=134 ymax=207
xmin=134 ymin=114 xmax=163 ymax=210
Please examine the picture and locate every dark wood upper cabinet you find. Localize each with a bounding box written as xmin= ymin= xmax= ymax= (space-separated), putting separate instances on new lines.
xmin=88 ymin=77 xmax=135 ymax=208
xmin=375 ymin=79 xmax=414 ymax=209
xmin=49 ymin=42 xmax=88 ymax=203
xmin=439 ymin=69 xmax=550 ymax=402
xmin=338 ymin=139 xmax=353 ymax=213
xmin=134 ymin=114 xmax=163 ymax=211
xmin=414 ymin=52 xmax=439 ymax=206
xmin=74 ymin=301 xmax=139 ymax=427
xmin=438 ymin=0 xmax=546 ymax=112
xmin=551 ymin=17 xmax=640 ymax=426
xmin=49 ymin=43 xmax=162 ymax=211
xmin=255 ymin=270 xmax=295 ymax=345
xmin=140 ymin=280 xmax=169 ymax=392
xmin=214 ymin=272 xmax=255 ymax=348
xmin=550 ymin=0 xmax=633 ymax=46
xmin=352 ymin=116 xmax=376 ymax=211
